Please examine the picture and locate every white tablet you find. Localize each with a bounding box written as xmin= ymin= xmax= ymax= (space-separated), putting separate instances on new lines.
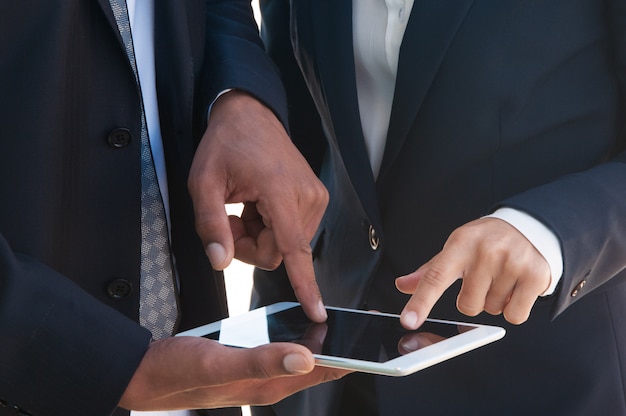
xmin=177 ymin=302 xmax=505 ymax=377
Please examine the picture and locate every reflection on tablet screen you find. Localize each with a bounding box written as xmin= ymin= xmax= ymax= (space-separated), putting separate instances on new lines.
xmin=203 ymin=307 xmax=477 ymax=363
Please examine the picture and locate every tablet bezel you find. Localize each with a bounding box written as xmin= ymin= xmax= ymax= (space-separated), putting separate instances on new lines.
xmin=176 ymin=302 xmax=505 ymax=377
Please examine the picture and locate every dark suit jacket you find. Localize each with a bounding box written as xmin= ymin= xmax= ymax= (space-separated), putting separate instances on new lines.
xmin=0 ymin=1 xmax=287 ymax=415
xmin=253 ymin=0 xmax=626 ymax=414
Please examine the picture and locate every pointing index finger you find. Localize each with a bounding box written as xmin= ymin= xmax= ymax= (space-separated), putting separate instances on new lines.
xmin=281 ymin=231 xmax=327 ymax=323
xmin=267 ymin=204 xmax=327 ymax=323
xmin=400 ymin=255 xmax=462 ymax=330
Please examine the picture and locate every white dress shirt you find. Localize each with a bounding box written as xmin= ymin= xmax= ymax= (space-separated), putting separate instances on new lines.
xmin=352 ymin=0 xmax=562 ymax=295
xmin=127 ymin=0 xmax=172 ymax=229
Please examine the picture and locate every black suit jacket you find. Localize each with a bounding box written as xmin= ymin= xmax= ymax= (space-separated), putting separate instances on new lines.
xmin=253 ymin=0 xmax=626 ymax=414
xmin=0 ymin=1 xmax=287 ymax=415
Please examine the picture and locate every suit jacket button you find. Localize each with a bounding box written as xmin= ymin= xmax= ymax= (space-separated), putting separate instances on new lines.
xmin=368 ymin=225 xmax=380 ymax=250
xmin=106 ymin=278 xmax=133 ymax=299
xmin=107 ymin=128 xmax=132 ymax=148
xmin=570 ymin=280 xmax=586 ymax=297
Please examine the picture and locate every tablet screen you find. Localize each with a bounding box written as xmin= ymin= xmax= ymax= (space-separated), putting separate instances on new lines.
xmin=203 ymin=305 xmax=477 ymax=363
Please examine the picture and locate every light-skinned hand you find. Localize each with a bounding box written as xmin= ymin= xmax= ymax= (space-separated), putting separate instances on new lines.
xmin=396 ymin=217 xmax=551 ymax=328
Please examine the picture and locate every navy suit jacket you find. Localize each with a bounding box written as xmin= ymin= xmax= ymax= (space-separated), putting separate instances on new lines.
xmin=0 ymin=1 xmax=286 ymax=415
xmin=253 ymin=0 xmax=626 ymax=414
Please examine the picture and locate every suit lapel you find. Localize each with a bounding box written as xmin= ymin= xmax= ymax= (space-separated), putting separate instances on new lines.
xmin=378 ymin=0 xmax=476 ymax=181
xmin=96 ymin=0 xmax=196 ymax=110
xmin=310 ymin=0 xmax=381 ymax=225
xmin=96 ymin=0 xmax=142 ymax=91
xmin=97 ymin=0 xmax=126 ymax=47
xmin=96 ymin=0 xmax=195 ymax=164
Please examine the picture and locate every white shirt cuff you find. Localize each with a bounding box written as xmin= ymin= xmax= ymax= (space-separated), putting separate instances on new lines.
xmin=484 ymin=207 xmax=563 ymax=296
xmin=208 ymin=88 xmax=234 ymax=119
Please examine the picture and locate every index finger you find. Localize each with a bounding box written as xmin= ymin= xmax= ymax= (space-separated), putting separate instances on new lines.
xmin=399 ymin=254 xmax=462 ymax=330
xmin=281 ymin=227 xmax=327 ymax=323
xmin=264 ymin=202 xmax=327 ymax=323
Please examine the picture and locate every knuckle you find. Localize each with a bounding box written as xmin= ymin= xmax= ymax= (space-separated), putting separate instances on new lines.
xmin=420 ymin=265 xmax=446 ymax=288
xmin=248 ymin=358 xmax=275 ymax=380
xmin=503 ymin=306 xmax=530 ymax=325
xmin=187 ymin=165 xmax=211 ymax=194
xmin=186 ymin=170 xmax=200 ymax=192
xmin=244 ymin=347 xmax=281 ymax=380
xmin=296 ymin=180 xmax=329 ymax=214
xmin=267 ymin=257 xmax=284 ymax=271
xmin=297 ymin=234 xmax=314 ymax=254
xmin=194 ymin=213 xmax=221 ymax=232
xmin=489 ymin=242 xmax=511 ymax=262
xmin=503 ymin=312 xmax=525 ymax=325
xmin=257 ymin=255 xmax=283 ymax=271
xmin=524 ymin=275 xmax=546 ymax=294
xmin=407 ymin=265 xmax=451 ymax=312
xmin=254 ymin=243 xmax=283 ymax=270
xmin=456 ymin=285 xmax=485 ymax=316
xmin=448 ymin=222 xmax=480 ymax=245
xmin=283 ymin=233 xmax=313 ymax=257
xmin=456 ymin=298 xmax=483 ymax=316
xmin=524 ymin=266 xmax=551 ymax=294
xmin=483 ymin=300 xmax=504 ymax=315
xmin=303 ymin=181 xmax=322 ymax=200
xmin=319 ymin=184 xmax=330 ymax=203
xmin=312 ymin=183 xmax=329 ymax=206
xmin=483 ymin=292 xmax=506 ymax=315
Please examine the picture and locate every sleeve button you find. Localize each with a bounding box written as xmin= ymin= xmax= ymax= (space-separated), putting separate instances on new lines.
xmin=570 ymin=280 xmax=586 ymax=297
xmin=368 ymin=225 xmax=380 ymax=251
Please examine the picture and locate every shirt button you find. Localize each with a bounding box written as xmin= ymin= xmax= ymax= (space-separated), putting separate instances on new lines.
xmin=107 ymin=128 xmax=132 ymax=148
xmin=106 ymin=278 xmax=133 ymax=299
xmin=368 ymin=225 xmax=380 ymax=251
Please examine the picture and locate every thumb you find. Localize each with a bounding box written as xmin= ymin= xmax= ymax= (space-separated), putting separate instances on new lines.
xmin=226 ymin=343 xmax=316 ymax=381
xmin=191 ymin=188 xmax=235 ymax=271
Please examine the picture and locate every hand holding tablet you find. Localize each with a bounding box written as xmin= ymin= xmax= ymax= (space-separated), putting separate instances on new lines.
xmin=177 ymin=302 xmax=505 ymax=377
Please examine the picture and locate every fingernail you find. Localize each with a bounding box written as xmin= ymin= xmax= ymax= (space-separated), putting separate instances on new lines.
xmin=206 ymin=243 xmax=227 ymax=270
xmin=401 ymin=311 xmax=419 ymax=329
xmin=318 ymin=300 xmax=328 ymax=321
xmin=283 ymin=353 xmax=311 ymax=375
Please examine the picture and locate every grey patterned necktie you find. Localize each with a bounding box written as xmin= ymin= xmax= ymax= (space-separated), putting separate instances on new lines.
xmin=109 ymin=0 xmax=179 ymax=340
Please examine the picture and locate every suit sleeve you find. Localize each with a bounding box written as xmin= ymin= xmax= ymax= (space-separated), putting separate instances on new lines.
xmin=500 ymin=0 xmax=626 ymax=318
xmin=259 ymin=0 xmax=327 ymax=174
xmin=203 ymin=0 xmax=289 ymax=128
xmin=0 ymin=235 xmax=152 ymax=416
